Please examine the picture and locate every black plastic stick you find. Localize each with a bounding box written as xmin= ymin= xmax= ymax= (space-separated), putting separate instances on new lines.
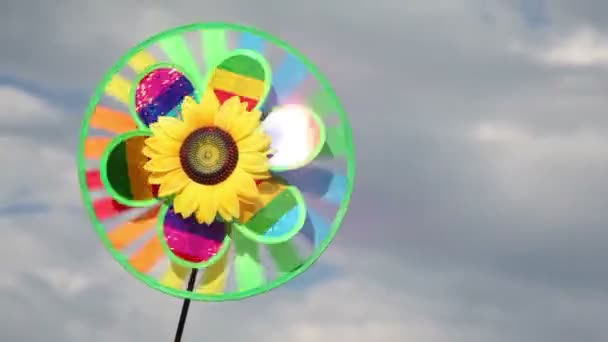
xmin=174 ymin=269 xmax=198 ymax=342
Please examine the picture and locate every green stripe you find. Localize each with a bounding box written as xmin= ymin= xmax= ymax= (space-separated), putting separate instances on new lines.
xmin=319 ymin=126 xmax=348 ymax=158
xmin=246 ymin=190 xmax=297 ymax=234
xmin=202 ymin=29 xmax=228 ymax=69
xmin=233 ymin=229 xmax=265 ymax=291
xmin=159 ymin=34 xmax=204 ymax=91
xmin=106 ymin=141 xmax=133 ymax=199
xmin=217 ymin=55 xmax=265 ymax=81
xmin=268 ymin=241 xmax=303 ymax=275
xmin=309 ymin=89 xmax=338 ymax=118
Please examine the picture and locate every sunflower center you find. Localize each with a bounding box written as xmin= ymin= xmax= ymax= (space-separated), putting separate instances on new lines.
xmin=179 ymin=127 xmax=238 ymax=185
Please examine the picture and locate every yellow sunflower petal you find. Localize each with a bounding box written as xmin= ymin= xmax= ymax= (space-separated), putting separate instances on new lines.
xmin=215 ymin=96 xmax=241 ymax=131
xmin=250 ymin=171 xmax=272 ymax=180
xmin=156 ymin=116 xmax=190 ymax=141
xmin=182 ymin=96 xmax=215 ymax=127
xmin=200 ymin=90 xmax=220 ymax=115
xmin=144 ymin=157 xmax=181 ymax=173
xmin=142 ymin=146 xmax=159 ymax=159
xmin=238 ymin=152 xmax=270 ymax=173
xmin=216 ymin=182 xmax=240 ymax=221
xmin=144 ymin=137 xmax=180 ymax=155
xmin=228 ymin=168 xmax=259 ymax=201
xmin=236 ymin=132 xmax=272 ymax=153
xmin=246 ymin=109 xmax=262 ymax=122
xmin=229 ymin=114 xmax=261 ymax=141
xmin=239 ymin=102 xmax=249 ymax=113
xmin=194 ymin=186 xmax=217 ymax=225
xmin=173 ymin=182 xmax=203 ymax=218
xmin=157 ymin=169 xmax=190 ymax=197
xmin=148 ymin=171 xmax=169 ymax=185
xmin=149 ymin=122 xmax=164 ymax=136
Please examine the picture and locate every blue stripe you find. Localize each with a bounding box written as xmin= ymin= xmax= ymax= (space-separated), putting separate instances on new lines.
xmin=138 ymin=76 xmax=194 ymax=125
xmin=263 ymin=206 xmax=302 ymax=239
xmin=322 ymin=174 xmax=348 ymax=205
xmin=308 ymin=209 xmax=330 ymax=247
xmin=238 ymin=32 xmax=265 ymax=53
xmin=272 ymin=54 xmax=308 ymax=101
xmin=299 ymin=208 xmax=330 ymax=248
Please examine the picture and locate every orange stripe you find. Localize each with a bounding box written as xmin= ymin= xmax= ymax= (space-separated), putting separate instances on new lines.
xmin=84 ymin=137 xmax=112 ymax=159
xmin=90 ymin=106 xmax=137 ymax=134
xmin=125 ymin=136 xmax=154 ymax=200
xmin=129 ymin=236 xmax=164 ymax=273
xmin=108 ymin=206 xmax=160 ymax=249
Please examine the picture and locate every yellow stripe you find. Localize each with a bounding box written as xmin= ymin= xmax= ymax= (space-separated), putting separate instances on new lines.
xmin=105 ymin=74 xmax=132 ymax=105
xmin=128 ymin=50 xmax=157 ymax=74
xmin=125 ymin=136 xmax=153 ymax=201
xmin=160 ymin=262 xmax=190 ymax=289
xmin=196 ymin=250 xmax=229 ymax=294
xmin=209 ymin=69 xmax=264 ymax=100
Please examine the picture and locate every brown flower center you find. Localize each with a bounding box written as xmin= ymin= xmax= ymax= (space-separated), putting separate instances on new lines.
xmin=179 ymin=127 xmax=238 ymax=185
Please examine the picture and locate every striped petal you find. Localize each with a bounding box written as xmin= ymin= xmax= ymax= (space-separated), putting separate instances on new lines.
xmin=100 ymin=132 xmax=159 ymax=207
xmin=161 ymin=205 xmax=231 ymax=268
xmin=135 ymin=68 xmax=195 ymax=126
xmin=234 ymin=178 xmax=306 ymax=244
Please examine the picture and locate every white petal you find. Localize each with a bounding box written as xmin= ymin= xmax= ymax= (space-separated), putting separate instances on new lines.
xmin=262 ymin=104 xmax=325 ymax=171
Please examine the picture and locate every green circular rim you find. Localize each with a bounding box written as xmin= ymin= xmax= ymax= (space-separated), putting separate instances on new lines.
xmin=129 ymin=62 xmax=202 ymax=130
xmin=232 ymin=186 xmax=307 ymax=244
xmin=99 ymin=130 xmax=160 ymax=208
xmin=77 ymin=22 xmax=356 ymax=301
xmin=157 ymin=204 xmax=232 ymax=269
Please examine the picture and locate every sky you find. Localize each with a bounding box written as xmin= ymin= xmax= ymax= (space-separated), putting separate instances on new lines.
xmin=2 ymin=0 xmax=608 ymax=341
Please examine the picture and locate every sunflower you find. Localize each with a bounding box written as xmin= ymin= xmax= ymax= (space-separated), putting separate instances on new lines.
xmin=142 ymin=90 xmax=272 ymax=224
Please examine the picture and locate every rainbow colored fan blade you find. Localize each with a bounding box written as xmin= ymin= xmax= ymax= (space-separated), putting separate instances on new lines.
xmin=78 ymin=23 xmax=355 ymax=301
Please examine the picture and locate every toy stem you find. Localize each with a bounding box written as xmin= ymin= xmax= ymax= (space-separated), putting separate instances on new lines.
xmin=174 ymin=269 xmax=198 ymax=342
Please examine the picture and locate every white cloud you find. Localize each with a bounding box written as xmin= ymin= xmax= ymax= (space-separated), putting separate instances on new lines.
xmin=0 ymin=134 xmax=77 ymax=208
xmin=0 ymin=86 xmax=61 ymax=123
xmin=510 ymin=27 xmax=608 ymax=66
xmin=472 ymin=120 xmax=608 ymax=160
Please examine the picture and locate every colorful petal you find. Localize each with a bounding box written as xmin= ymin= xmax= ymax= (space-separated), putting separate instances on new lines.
xmin=161 ymin=206 xmax=230 ymax=267
xmin=262 ymin=104 xmax=326 ymax=171
xmin=100 ymin=132 xmax=158 ymax=207
xmin=234 ymin=178 xmax=306 ymax=244
xmin=135 ymin=68 xmax=195 ymax=126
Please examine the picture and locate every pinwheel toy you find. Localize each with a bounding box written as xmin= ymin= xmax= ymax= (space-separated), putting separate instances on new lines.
xmin=78 ymin=23 xmax=355 ymax=340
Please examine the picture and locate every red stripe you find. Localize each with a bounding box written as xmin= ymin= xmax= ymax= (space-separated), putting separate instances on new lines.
xmin=93 ymin=197 xmax=132 ymax=220
xmin=151 ymin=184 xmax=159 ymax=197
xmin=213 ymin=89 xmax=258 ymax=110
xmin=86 ymin=170 xmax=103 ymax=190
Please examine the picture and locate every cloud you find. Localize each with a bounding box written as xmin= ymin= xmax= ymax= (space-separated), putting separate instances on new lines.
xmin=0 ymin=86 xmax=61 ymax=123
xmin=510 ymin=27 xmax=608 ymax=66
